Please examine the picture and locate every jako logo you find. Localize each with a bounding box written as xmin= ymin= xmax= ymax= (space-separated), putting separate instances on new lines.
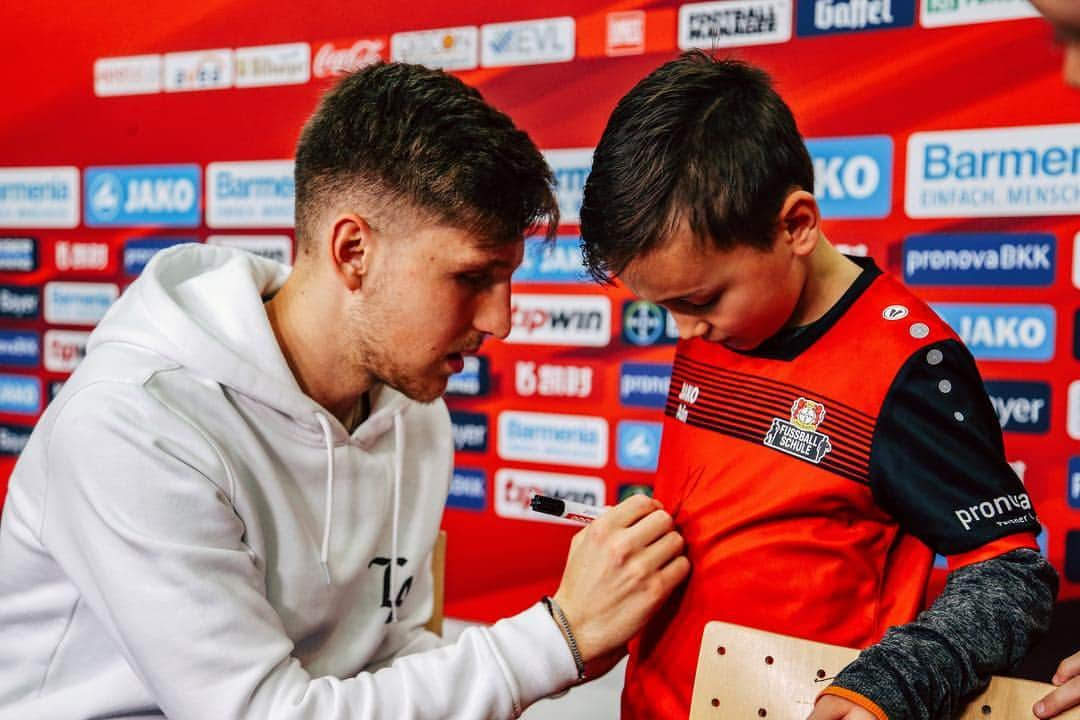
xmin=797 ymin=0 xmax=915 ymax=35
xmin=446 ymin=355 xmax=490 ymax=397
xmin=0 ymin=237 xmax=37 ymax=272
xmin=984 ymin=381 xmax=1050 ymax=434
xmin=904 ymin=233 xmax=1054 ymax=287
xmin=506 ymin=294 xmax=610 ymax=347
xmin=0 ymin=331 xmax=40 ymax=368
xmin=513 ymin=236 xmax=590 ymax=283
xmin=447 ymin=468 xmax=486 ymax=511
xmin=85 ymin=165 xmax=201 ymax=227
xmin=543 ymin=149 xmax=592 ymax=225
xmin=494 ymin=468 xmax=606 ymax=524
xmin=514 ymin=360 xmax=597 ymax=399
xmin=678 ymin=0 xmax=793 ymax=49
xmin=616 ymin=421 xmax=663 ymax=472
xmin=206 ymin=161 xmax=295 ymax=229
xmin=450 ymin=411 xmax=488 ymax=453
xmin=0 ymin=285 xmax=40 ymax=320
xmin=806 ymin=136 xmax=893 ymax=218
xmin=497 ymin=411 xmax=608 ymax=468
xmin=619 ymin=362 xmax=672 ymax=409
xmin=906 ymin=124 xmax=1080 ymax=218
xmin=932 ymin=303 xmax=1055 ymax=362
xmin=622 ymin=300 xmax=679 ymax=346
xmin=0 ymin=374 xmax=40 ymax=415
xmin=481 ymin=17 xmax=575 ymax=67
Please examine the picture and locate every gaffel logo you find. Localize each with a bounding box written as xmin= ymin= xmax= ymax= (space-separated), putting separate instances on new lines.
xmin=763 ymin=397 xmax=834 ymax=464
xmin=94 ymin=54 xmax=162 ymax=97
xmin=0 ymin=331 xmax=40 ymax=368
xmin=543 ymin=149 xmax=593 ymax=225
xmin=904 ymin=233 xmax=1055 ymax=287
xmin=806 ymin=136 xmax=893 ymax=219
xmin=481 ymin=17 xmax=575 ymax=67
xmin=932 ymin=303 xmax=1055 ymax=362
xmin=514 ymin=360 xmax=598 ymax=400
xmin=207 ymin=235 xmax=293 ymax=265
xmin=234 ymin=43 xmax=310 ymax=88
xmin=390 ymin=26 xmax=479 ymax=71
xmin=85 ymin=165 xmax=201 ymax=228
xmin=984 ymin=381 xmax=1050 ymax=434
xmin=920 ymin=0 xmax=1039 ymax=28
xmin=0 ymin=167 xmax=79 ymax=229
xmin=797 ymin=0 xmax=915 ymax=36
xmin=513 ymin=236 xmax=589 ymax=283
xmin=0 ymin=285 xmax=40 ymax=320
xmin=679 ymin=0 xmax=793 ymax=50
xmin=163 ymin=49 xmax=233 ymax=92
xmin=622 ymin=300 xmax=679 ymax=346
xmin=0 ymin=422 xmax=31 ymax=456
xmin=450 ymin=411 xmax=488 ymax=453
xmin=43 ymin=330 xmax=89 ymax=373
xmin=607 ymin=11 xmax=646 ymax=56
xmin=906 ymin=124 xmax=1080 ymax=218
xmin=0 ymin=238 xmax=37 ymax=272
xmin=446 ymin=355 xmax=490 ymax=397
xmin=206 ymin=161 xmax=295 ymax=229
xmin=619 ymin=362 xmax=672 ymax=409
xmin=124 ymin=238 xmax=195 ymax=276
xmin=0 ymin=374 xmax=40 ymax=415
xmin=312 ymin=38 xmax=386 ymax=78
xmin=43 ymin=282 xmax=118 ymax=326
xmin=447 ymin=468 xmax=486 ymax=511
xmin=506 ymin=294 xmax=611 ymax=347
xmin=494 ymin=468 xmax=605 ymax=524
xmin=55 ymin=241 xmax=110 ymax=273
xmin=497 ymin=411 xmax=608 ymax=468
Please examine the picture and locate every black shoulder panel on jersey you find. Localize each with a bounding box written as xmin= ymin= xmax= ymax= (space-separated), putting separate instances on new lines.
xmin=869 ymin=339 xmax=1040 ymax=556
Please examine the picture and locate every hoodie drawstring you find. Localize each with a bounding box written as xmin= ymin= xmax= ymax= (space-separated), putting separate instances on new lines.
xmin=315 ymin=413 xmax=335 ymax=585
xmin=389 ymin=410 xmax=405 ymax=623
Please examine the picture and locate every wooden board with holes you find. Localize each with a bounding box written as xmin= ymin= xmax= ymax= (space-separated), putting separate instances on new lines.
xmin=689 ymin=621 xmax=1080 ymax=720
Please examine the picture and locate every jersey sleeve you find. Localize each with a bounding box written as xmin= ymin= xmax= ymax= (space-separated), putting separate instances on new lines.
xmin=868 ymin=339 xmax=1040 ymax=565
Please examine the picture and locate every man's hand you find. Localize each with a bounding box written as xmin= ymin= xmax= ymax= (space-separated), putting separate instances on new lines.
xmin=806 ymin=694 xmax=878 ymax=720
xmin=551 ymin=494 xmax=690 ymax=665
xmin=1035 ymin=651 xmax=1080 ymax=718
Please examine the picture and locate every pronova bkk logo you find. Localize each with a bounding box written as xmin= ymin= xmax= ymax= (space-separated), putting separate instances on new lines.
xmin=497 ymin=411 xmax=608 ymax=468
xmin=481 ymin=17 xmax=575 ymax=67
xmin=806 ymin=136 xmax=893 ymax=218
xmin=494 ymin=468 xmax=606 ymax=524
xmin=619 ymin=362 xmax=672 ymax=408
xmin=932 ymin=303 xmax=1055 ymax=361
xmin=678 ymin=0 xmax=793 ymax=49
xmin=447 ymin=467 xmax=487 ymax=511
xmin=0 ymin=167 xmax=79 ymax=229
xmin=124 ymin=238 xmax=197 ymax=276
xmin=85 ymin=165 xmax=200 ymax=227
xmin=903 ymin=233 xmax=1055 ymax=286
xmin=206 ymin=161 xmax=294 ymax=228
xmin=906 ymin=124 xmax=1080 ymax=218
xmin=543 ymin=149 xmax=593 ymax=225
xmin=506 ymin=294 xmax=610 ymax=346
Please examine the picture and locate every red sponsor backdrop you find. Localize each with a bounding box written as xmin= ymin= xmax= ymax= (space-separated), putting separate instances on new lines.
xmin=1 ymin=0 xmax=1078 ymax=621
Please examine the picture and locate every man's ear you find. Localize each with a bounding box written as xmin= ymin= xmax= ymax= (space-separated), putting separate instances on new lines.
xmin=778 ymin=189 xmax=821 ymax=258
xmin=329 ymin=213 xmax=376 ymax=291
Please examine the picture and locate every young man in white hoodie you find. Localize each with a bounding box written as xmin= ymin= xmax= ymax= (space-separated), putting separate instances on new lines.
xmin=0 ymin=63 xmax=690 ymax=719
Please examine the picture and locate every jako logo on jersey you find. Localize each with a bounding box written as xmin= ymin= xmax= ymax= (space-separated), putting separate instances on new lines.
xmin=0 ymin=331 xmax=39 ymax=368
xmin=494 ymin=468 xmax=606 ymax=524
xmin=514 ymin=360 xmax=598 ymax=400
xmin=447 ymin=468 xmax=486 ymax=511
xmin=619 ymin=362 xmax=672 ymax=409
xmin=85 ymin=165 xmax=200 ymax=227
xmin=678 ymin=0 xmax=793 ymax=49
xmin=0 ymin=285 xmax=40 ymax=320
xmin=797 ymin=0 xmax=915 ymax=36
xmin=984 ymin=381 xmax=1050 ymax=434
xmin=920 ymin=0 xmax=1039 ymax=28
xmin=904 ymin=233 xmax=1055 ymax=287
xmin=953 ymin=492 xmax=1033 ymax=532
xmin=543 ymin=149 xmax=592 ymax=225
xmin=0 ymin=238 xmax=37 ymax=272
xmin=43 ymin=330 xmax=90 ymax=373
xmin=481 ymin=17 xmax=575 ymax=67
xmin=906 ymin=124 xmax=1080 ymax=218
xmin=447 ymin=355 xmax=490 ymax=397
xmin=206 ymin=161 xmax=295 ymax=229
xmin=450 ymin=411 xmax=488 ymax=453
xmin=124 ymin=238 xmax=196 ymax=276
xmin=0 ymin=374 xmax=40 ymax=415
xmin=805 ymin=136 xmax=893 ymax=218
xmin=932 ymin=303 xmax=1055 ymax=362
xmin=616 ymin=421 xmax=663 ymax=472
xmin=506 ymin=294 xmax=610 ymax=347
xmin=497 ymin=411 xmax=608 ymax=468
xmin=513 ymin=236 xmax=590 ymax=283
xmin=0 ymin=422 xmax=31 ymax=456
xmin=0 ymin=166 xmax=79 ymax=229
xmin=43 ymin=282 xmax=118 ymax=326
xmin=622 ymin=300 xmax=679 ymax=346
xmin=764 ymin=397 xmax=833 ymax=463
xmin=390 ymin=26 xmax=479 ymax=71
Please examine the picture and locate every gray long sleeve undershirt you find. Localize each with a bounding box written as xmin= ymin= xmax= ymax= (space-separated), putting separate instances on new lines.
xmin=830 ymin=548 xmax=1058 ymax=719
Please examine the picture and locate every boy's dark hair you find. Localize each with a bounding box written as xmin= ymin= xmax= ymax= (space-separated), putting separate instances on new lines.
xmin=579 ymin=52 xmax=813 ymax=283
xmin=295 ymin=62 xmax=558 ymax=252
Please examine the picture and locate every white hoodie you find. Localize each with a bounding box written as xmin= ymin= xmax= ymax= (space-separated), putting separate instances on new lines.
xmin=0 ymin=245 xmax=577 ymax=719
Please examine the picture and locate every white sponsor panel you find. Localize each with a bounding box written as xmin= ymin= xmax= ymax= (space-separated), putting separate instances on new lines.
xmin=390 ymin=26 xmax=479 ymax=70
xmin=55 ymin=241 xmax=109 ymax=272
xmin=207 ymin=235 xmax=293 ymax=264
xmin=312 ymin=38 xmax=386 ymax=77
xmin=607 ymin=11 xmax=646 ymax=56
xmin=1069 ymin=381 xmax=1080 ymax=441
xmin=543 ymin=148 xmax=593 ymax=225
xmin=1073 ymin=232 xmax=1080 ymax=290
xmin=679 ymin=0 xmax=793 ymax=49
xmin=0 ymin=167 xmax=79 ymax=229
xmin=497 ymin=411 xmax=608 ymax=468
xmin=43 ymin=282 xmax=118 ymax=326
xmin=481 ymin=17 xmax=575 ymax=67
xmin=906 ymin=124 xmax=1080 ymax=218
xmin=163 ymin=49 xmax=233 ymax=92
xmin=94 ymin=55 xmax=162 ymax=96
xmin=44 ymin=330 xmax=90 ymax=373
xmin=206 ymin=161 xmax=295 ymax=228
xmin=920 ymin=0 xmax=1039 ymax=28
xmin=234 ymin=43 xmax=310 ymax=87
xmin=494 ymin=468 xmax=606 ymax=524
xmin=506 ymin=294 xmax=611 ymax=346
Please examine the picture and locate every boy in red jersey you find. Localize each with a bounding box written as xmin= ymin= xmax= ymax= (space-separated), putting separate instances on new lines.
xmin=579 ymin=52 xmax=1057 ymax=720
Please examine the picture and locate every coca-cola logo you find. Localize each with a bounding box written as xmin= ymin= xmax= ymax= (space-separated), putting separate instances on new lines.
xmin=313 ymin=39 xmax=386 ymax=78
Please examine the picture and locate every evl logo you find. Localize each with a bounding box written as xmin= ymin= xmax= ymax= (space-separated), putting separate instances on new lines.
xmin=447 ymin=468 xmax=486 ymax=511
xmin=984 ymin=381 xmax=1050 ymax=434
xmin=450 ymin=411 xmax=488 ymax=453
xmin=616 ymin=421 xmax=662 ymax=472
xmin=85 ymin=165 xmax=201 ymax=227
xmin=932 ymin=303 xmax=1055 ymax=362
xmin=805 ymin=136 xmax=893 ymax=219
xmin=622 ymin=300 xmax=678 ymax=346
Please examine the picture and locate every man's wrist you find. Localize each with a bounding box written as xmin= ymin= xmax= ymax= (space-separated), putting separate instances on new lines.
xmin=542 ymin=595 xmax=586 ymax=682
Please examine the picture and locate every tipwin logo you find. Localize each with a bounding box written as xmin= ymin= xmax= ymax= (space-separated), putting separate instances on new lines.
xmin=506 ymin=294 xmax=610 ymax=347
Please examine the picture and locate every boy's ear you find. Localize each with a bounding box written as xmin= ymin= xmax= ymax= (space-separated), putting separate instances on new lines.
xmin=778 ymin=189 xmax=821 ymax=258
xmin=328 ymin=213 xmax=376 ymax=292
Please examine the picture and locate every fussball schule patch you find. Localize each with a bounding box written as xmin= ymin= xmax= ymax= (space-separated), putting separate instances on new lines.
xmin=763 ymin=397 xmax=833 ymax=464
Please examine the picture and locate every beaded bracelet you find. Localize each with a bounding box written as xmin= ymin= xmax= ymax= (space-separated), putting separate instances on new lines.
xmin=542 ymin=595 xmax=586 ymax=682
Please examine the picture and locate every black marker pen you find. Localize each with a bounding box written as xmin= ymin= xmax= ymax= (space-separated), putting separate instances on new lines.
xmin=530 ymin=494 xmax=607 ymax=525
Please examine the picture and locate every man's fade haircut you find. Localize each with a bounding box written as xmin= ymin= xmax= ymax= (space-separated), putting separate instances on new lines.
xmin=579 ymin=51 xmax=813 ymax=283
xmin=295 ymin=62 xmax=558 ymax=252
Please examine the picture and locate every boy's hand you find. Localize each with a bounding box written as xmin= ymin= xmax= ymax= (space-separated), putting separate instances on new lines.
xmin=806 ymin=695 xmax=878 ymax=720
xmin=1034 ymin=651 xmax=1080 ymax=718
xmin=552 ymin=494 xmax=690 ymax=665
